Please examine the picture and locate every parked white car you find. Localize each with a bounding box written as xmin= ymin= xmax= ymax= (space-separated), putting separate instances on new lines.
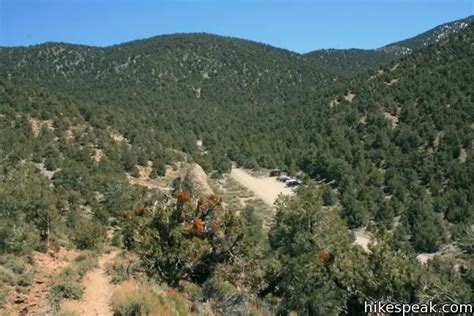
xmin=286 ymin=179 xmax=301 ymax=187
xmin=277 ymin=175 xmax=290 ymax=182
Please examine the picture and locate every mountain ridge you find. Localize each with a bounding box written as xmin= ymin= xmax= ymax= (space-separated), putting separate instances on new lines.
xmin=1 ymin=15 xmax=472 ymax=82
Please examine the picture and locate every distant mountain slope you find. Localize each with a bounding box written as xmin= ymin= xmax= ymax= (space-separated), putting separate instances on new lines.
xmin=381 ymin=15 xmax=473 ymax=54
xmin=1 ymin=16 xmax=472 ymax=107
xmin=0 ymin=33 xmax=340 ymax=108
xmin=307 ymin=15 xmax=473 ymax=75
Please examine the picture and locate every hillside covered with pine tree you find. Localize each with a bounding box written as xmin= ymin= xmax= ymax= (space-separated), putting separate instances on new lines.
xmin=0 ymin=15 xmax=472 ymax=316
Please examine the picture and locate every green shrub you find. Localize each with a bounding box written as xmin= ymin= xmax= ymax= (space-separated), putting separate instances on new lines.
xmin=179 ymin=280 xmax=203 ymax=301
xmin=104 ymin=284 xmax=194 ymax=315
xmin=0 ymin=256 xmax=33 ymax=289
xmin=55 ymin=267 xmax=80 ymax=283
xmin=74 ymin=252 xmax=98 ymax=278
xmin=71 ymin=218 xmax=105 ymax=250
xmin=105 ymin=263 xmax=130 ymax=284
xmin=15 ymin=273 xmax=33 ymax=287
xmin=0 ymin=266 xmax=17 ymax=285
xmin=110 ymin=230 xmax=122 ymax=247
xmin=150 ymin=162 xmax=166 ymax=178
xmin=0 ymin=284 xmax=8 ymax=304
xmin=0 ymin=220 xmax=39 ymax=255
xmin=111 ymin=286 xmax=156 ymax=315
xmin=203 ymin=276 xmax=239 ymax=303
xmin=44 ymin=156 xmax=58 ymax=171
xmin=48 ymin=282 xmax=83 ymax=308
xmin=0 ymin=255 xmax=29 ymax=274
xmin=48 ymin=251 xmax=97 ymax=309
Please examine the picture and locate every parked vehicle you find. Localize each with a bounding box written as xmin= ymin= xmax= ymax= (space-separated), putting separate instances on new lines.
xmin=286 ymin=179 xmax=301 ymax=187
xmin=277 ymin=175 xmax=290 ymax=182
xmin=270 ymin=169 xmax=282 ymax=177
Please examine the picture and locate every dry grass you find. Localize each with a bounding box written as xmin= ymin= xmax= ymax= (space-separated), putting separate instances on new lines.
xmin=111 ymin=280 xmax=193 ymax=316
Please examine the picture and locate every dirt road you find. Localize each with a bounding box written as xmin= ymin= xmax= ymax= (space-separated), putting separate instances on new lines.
xmin=228 ymin=168 xmax=442 ymax=261
xmin=230 ymin=168 xmax=372 ymax=250
xmin=61 ymin=251 xmax=117 ymax=316
xmin=230 ymin=168 xmax=294 ymax=206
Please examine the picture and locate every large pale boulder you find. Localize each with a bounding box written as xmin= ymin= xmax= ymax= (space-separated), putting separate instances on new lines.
xmin=184 ymin=163 xmax=214 ymax=197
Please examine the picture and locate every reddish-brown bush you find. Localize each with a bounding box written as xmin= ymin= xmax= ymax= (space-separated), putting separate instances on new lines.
xmin=174 ymin=190 xmax=191 ymax=202
xmin=318 ymin=250 xmax=334 ymax=264
xmin=134 ymin=204 xmax=145 ymax=216
xmin=119 ymin=210 xmax=130 ymax=219
xmin=191 ymin=217 xmax=205 ymax=236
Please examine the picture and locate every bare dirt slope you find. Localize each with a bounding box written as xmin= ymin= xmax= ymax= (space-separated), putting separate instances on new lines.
xmin=229 ymin=168 xmax=294 ymax=206
xmin=7 ymin=249 xmax=80 ymax=315
xmin=61 ymin=251 xmax=117 ymax=316
xmin=351 ymin=228 xmax=371 ymax=252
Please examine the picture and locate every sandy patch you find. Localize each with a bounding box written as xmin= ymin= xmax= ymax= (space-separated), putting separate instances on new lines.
xmin=93 ymin=149 xmax=104 ymax=162
xmin=343 ymin=91 xmax=356 ymax=103
xmin=382 ymin=110 xmax=399 ymax=127
xmin=35 ymin=162 xmax=60 ymax=180
xmin=351 ymin=228 xmax=371 ymax=252
xmin=107 ymin=128 xmax=128 ymax=144
xmin=28 ymin=118 xmax=54 ymax=138
xmin=385 ymin=78 xmax=400 ymax=86
xmin=229 ymin=168 xmax=294 ymax=207
xmin=329 ymin=97 xmax=340 ymax=108
xmin=390 ymin=63 xmax=400 ymax=72
xmin=65 ymin=124 xmax=87 ymax=142
xmin=459 ymin=148 xmax=468 ymax=163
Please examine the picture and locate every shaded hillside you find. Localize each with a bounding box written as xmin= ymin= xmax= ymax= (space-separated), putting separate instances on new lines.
xmin=306 ymin=48 xmax=398 ymax=76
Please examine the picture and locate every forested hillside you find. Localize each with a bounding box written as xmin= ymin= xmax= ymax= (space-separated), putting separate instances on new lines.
xmin=307 ymin=15 xmax=473 ymax=75
xmin=305 ymin=21 xmax=473 ymax=251
xmin=382 ymin=15 xmax=473 ymax=53
xmin=1 ymin=18 xmax=473 ymax=252
xmin=0 ymin=17 xmax=473 ymax=315
xmin=0 ymin=33 xmax=341 ymax=108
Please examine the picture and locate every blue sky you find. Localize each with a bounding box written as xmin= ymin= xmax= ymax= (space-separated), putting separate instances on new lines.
xmin=0 ymin=0 xmax=472 ymax=53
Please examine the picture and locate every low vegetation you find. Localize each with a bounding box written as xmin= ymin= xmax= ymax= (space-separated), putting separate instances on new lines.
xmin=0 ymin=255 xmax=34 ymax=304
xmin=47 ymin=252 xmax=97 ymax=309
xmin=110 ymin=280 xmax=193 ymax=316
